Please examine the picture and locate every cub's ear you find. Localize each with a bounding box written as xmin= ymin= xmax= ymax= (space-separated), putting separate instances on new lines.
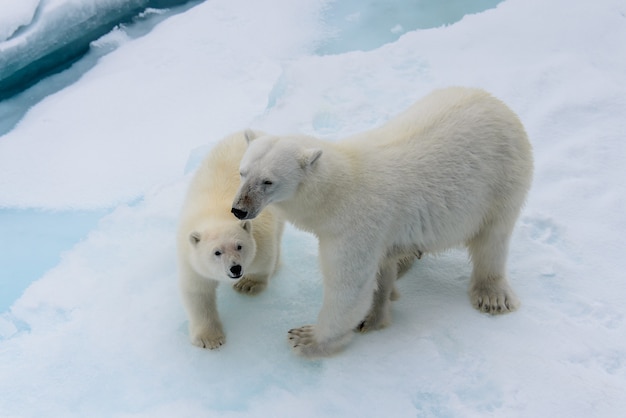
xmin=300 ymin=148 xmax=323 ymax=169
xmin=244 ymin=129 xmax=256 ymax=144
xmin=189 ymin=232 xmax=201 ymax=246
xmin=240 ymin=220 xmax=252 ymax=233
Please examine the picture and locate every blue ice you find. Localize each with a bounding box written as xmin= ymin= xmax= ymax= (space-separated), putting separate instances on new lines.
xmin=317 ymin=0 xmax=503 ymax=55
xmin=0 ymin=208 xmax=108 ymax=312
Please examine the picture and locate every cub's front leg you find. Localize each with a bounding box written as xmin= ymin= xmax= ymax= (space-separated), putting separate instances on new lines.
xmin=180 ymin=274 xmax=225 ymax=349
xmin=233 ymin=273 xmax=268 ymax=295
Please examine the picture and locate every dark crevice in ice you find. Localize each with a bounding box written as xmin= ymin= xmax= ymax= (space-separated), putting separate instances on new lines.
xmin=0 ymin=0 xmax=203 ymax=100
xmin=0 ymin=0 xmax=203 ymax=136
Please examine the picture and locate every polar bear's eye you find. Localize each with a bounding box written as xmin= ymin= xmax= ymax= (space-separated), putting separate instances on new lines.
xmin=263 ymin=180 xmax=273 ymax=186
xmin=237 ymin=244 xmax=242 ymax=251
xmin=214 ymin=250 xmax=222 ymax=257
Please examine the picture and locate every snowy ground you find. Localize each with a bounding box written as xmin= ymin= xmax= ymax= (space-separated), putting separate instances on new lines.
xmin=1 ymin=0 xmax=625 ymax=416
xmin=0 ymin=0 xmax=197 ymax=98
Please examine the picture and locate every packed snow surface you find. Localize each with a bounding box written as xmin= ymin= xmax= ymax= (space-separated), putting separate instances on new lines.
xmin=0 ymin=0 xmax=39 ymax=42
xmin=1 ymin=0 xmax=625 ymax=416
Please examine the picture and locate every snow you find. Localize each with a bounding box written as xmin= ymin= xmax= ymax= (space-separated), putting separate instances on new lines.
xmin=0 ymin=0 xmax=195 ymax=98
xmin=0 ymin=0 xmax=320 ymax=208
xmin=1 ymin=0 xmax=626 ymax=416
xmin=0 ymin=0 xmax=39 ymax=42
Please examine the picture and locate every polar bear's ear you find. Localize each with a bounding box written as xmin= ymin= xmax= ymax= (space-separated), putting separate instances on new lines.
xmin=244 ymin=129 xmax=256 ymax=144
xmin=240 ymin=220 xmax=252 ymax=233
xmin=300 ymin=148 xmax=323 ymax=169
xmin=189 ymin=232 xmax=201 ymax=246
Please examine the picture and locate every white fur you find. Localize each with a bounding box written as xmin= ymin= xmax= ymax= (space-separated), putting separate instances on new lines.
xmin=178 ymin=131 xmax=284 ymax=349
xmin=232 ymin=87 xmax=533 ymax=358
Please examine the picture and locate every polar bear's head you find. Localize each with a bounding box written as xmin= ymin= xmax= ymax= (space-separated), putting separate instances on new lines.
xmin=186 ymin=220 xmax=257 ymax=281
xmin=232 ymin=131 xmax=322 ymax=220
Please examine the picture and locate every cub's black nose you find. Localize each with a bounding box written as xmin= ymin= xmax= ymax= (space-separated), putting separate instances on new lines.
xmin=231 ymin=207 xmax=247 ymax=219
xmin=230 ymin=265 xmax=242 ymax=277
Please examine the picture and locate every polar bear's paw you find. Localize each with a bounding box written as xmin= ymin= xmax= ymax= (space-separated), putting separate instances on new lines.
xmin=356 ymin=307 xmax=391 ymax=333
xmin=233 ymin=276 xmax=267 ymax=295
xmin=469 ymin=281 xmax=520 ymax=315
xmin=191 ymin=328 xmax=225 ymax=350
xmin=287 ymin=325 xmax=351 ymax=358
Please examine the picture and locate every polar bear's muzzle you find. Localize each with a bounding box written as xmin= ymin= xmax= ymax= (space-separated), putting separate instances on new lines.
xmin=232 ymin=183 xmax=265 ymax=220
xmin=228 ymin=264 xmax=243 ymax=279
xmin=231 ymin=207 xmax=248 ymax=220
xmin=231 ymin=198 xmax=262 ymax=220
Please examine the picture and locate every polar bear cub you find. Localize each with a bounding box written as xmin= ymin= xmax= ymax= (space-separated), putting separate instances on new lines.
xmin=178 ymin=131 xmax=285 ymax=349
xmin=232 ymin=87 xmax=533 ymax=358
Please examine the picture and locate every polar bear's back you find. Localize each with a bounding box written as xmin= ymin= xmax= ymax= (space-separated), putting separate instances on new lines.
xmin=340 ymin=87 xmax=531 ymax=181
xmin=346 ymin=87 xmax=526 ymax=148
xmin=335 ymin=87 xmax=533 ymax=252
xmin=180 ymin=132 xmax=248 ymax=223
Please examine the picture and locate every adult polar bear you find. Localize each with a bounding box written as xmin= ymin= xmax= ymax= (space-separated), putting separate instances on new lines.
xmin=232 ymin=87 xmax=533 ymax=358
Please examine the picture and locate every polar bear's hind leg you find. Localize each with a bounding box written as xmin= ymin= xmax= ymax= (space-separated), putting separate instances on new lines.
xmin=357 ymin=258 xmax=398 ymax=332
xmin=467 ymin=217 xmax=520 ymax=314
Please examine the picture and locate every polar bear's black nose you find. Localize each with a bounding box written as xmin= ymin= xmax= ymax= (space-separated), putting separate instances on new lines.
xmin=231 ymin=207 xmax=247 ymax=219
xmin=230 ymin=265 xmax=242 ymax=277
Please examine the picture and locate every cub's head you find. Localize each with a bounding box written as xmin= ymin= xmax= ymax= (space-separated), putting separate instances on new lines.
xmin=231 ymin=130 xmax=322 ymax=220
xmin=186 ymin=220 xmax=256 ymax=281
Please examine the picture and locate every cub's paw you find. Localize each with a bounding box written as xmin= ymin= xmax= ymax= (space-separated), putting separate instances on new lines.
xmin=190 ymin=328 xmax=225 ymax=350
xmin=287 ymin=325 xmax=351 ymax=358
xmin=233 ymin=276 xmax=267 ymax=295
xmin=469 ymin=282 xmax=520 ymax=315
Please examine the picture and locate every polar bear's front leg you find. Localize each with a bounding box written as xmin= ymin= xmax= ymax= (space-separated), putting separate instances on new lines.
xmin=288 ymin=243 xmax=379 ymax=358
xmin=288 ymin=325 xmax=355 ymax=358
xmin=181 ymin=278 xmax=225 ymax=349
xmin=233 ymin=274 xmax=268 ymax=295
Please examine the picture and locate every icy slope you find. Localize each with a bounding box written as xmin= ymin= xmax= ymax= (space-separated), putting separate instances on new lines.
xmin=0 ymin=0 xmax=39 ymax=42
xmin=0 ymin=0 xmax=198 ymax=98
